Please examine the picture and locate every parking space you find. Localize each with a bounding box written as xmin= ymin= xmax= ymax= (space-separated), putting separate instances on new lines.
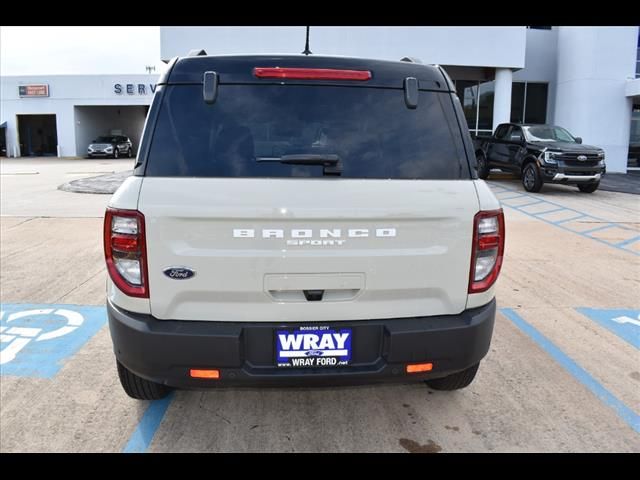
xmin=1 ymin=160 xmax=639 ymax=452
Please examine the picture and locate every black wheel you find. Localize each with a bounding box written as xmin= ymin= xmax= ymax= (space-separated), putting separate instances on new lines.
xmin=522 ymin=162 xmax=543 ymax=192
xmin=425 ymin=363 xmax=480 ymax=391
xmin=127 ymin=148 xmax=133 ymax=158
xmin=476 ymin=152 xmax=490 ymax=180
xmin=577 ymin=181 xmax=599 ymax=193
xmin=117 ymin=361 xmax=171 ymax=400
xmin=113 ymin=148 xmax=119 ymax=159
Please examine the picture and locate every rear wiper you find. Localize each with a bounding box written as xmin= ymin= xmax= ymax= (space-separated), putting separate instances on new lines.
xmin=256 ymin=154 xmax=343 ymax=176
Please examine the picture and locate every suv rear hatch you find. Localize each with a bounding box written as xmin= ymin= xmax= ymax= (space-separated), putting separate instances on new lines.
xmin=136 ymin=57 xmax=479 ymax=322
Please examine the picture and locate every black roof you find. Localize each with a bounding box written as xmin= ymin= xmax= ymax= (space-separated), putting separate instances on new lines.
xmin=160 ymin=54 xmax=452 ymax=91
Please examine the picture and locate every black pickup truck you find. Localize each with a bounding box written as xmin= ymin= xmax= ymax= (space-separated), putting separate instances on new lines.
xmin=474 ymin=123 xmax=606 ymax=193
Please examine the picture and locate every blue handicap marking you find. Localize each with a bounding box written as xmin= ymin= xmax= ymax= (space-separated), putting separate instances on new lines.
xmin=0 ymin=303 xmax=107 ymax=378
xmin=576 ymin=308 xmax=640 ymax=350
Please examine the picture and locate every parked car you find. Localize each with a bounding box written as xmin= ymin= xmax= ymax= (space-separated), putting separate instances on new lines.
xmin=104 ymin=53 xmax=504 ymax=400
xmin=474 ymin=123 xmax=606 ymax=193
xmin=88 ymin=135 xmax=133 ymax=159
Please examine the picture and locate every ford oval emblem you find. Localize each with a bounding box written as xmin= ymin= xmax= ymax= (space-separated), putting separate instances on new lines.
xmin=163 ymin=267 xmax=196 ymax=280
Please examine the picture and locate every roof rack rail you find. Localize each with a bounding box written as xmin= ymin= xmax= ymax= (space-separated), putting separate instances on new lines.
xmin=400 ymin=56 xmax=422 ymax=64
xmin=188 ymin=49 xmax=208 ymax=57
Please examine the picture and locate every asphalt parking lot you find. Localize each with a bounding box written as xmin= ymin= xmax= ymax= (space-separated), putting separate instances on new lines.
xmin=1 ymin=158 xmax=639 ymax=453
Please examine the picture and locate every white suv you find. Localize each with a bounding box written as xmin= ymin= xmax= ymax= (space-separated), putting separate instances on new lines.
xmin=104 ymin=53 xmax=505 ymax=400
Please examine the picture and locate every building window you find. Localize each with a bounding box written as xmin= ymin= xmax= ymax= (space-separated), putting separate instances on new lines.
xmin=477 ymin=81 xmax=495 ymax=131
xmin=510 ymin=83 xmax=525 ymax=123
xmin=636 ymin=30 xmax=639 ymax=78
xmin=454 ymin=80 xmax=495 ymax=136
xmin=510 ymin=82 xmax=548 ymax=124
xmin=455 ymin=80 xmax=478 ymax=132
xmin=629 ymin=105 xmax=640 ymax=169
xmin=455 ymin=79 xmax=548 ymax=135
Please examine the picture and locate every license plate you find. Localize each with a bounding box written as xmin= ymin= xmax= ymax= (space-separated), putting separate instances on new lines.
xmin=276 ymin=326 xmax=352 ymax=368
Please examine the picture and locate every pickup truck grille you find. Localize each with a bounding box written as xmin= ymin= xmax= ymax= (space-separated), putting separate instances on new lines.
xmin=558 ymin=153 xmax=600 ymax=167
xmin=560 ymin=153 xmax=599 ymax=160
xmin=563 ymin=159 xmax=599 ymax=167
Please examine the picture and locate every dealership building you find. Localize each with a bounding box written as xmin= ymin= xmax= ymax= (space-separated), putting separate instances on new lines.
xmin=1 ymin=26 xmax=639 ymax=173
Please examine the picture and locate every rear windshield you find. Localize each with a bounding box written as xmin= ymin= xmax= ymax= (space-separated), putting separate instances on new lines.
xmin=144 ymin=84 xmax=469 ymax=179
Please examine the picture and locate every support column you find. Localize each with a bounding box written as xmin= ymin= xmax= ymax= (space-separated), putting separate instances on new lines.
xmin=492 ymin=68 xmax=513 ymax=132
xmin=554 ymin=27 xmax=638 ymax=173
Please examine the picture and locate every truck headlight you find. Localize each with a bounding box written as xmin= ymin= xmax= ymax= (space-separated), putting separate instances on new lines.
xmin=543 ymin=151 xmax=559 ymax=164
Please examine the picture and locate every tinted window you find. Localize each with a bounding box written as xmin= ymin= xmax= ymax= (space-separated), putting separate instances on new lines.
xmin=510 ymin=83 xmax=525 ymax=123
xmin=508 ymin=127 xmax=523 ymax=142
xmin=477 ymin=81 xmax=494 ymax=131
xmin=495 ymin=125 xmax=509 ymax=139
xmin=145 ymin=84 xmax=468 ymax=179
xmin=524 ymin=83 xmax=548 ymax=124
xmin=524 ymin=126 xmax=576 ymax=143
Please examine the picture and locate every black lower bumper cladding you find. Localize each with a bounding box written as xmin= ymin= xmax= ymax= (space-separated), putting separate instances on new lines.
xmin=108 ymin=299 xmax=496 ymax=388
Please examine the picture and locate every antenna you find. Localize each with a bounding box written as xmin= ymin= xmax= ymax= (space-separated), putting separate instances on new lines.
xmin=302 ymin=26 xmax=312 ymax=55
xmin=145 ymin=65 xmax=156 ymax=74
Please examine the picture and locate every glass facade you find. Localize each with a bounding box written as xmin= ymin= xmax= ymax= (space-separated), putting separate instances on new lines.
xmin=636 ymin=30 xmax=640 ymax=78
xmin=510 ymin=82 xmax=549 ymax=124
xmin=629 ymin=104 xmax=640 ymax=169
xmin=456 ymin=79 xmax=548 ymax=135
xmin=477 ymin=81 xmax=495 ymax=131
xmin=455 ymin=80 xmax=478 ymax=132
xmin=454 ymin=80 xmax=495 ymax=135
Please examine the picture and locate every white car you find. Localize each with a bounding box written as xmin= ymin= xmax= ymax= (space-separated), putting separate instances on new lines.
xmin=104 ymin=53 xmax=505 ymax=400
xmin=88 ymin=135 xmax=133 ymax=159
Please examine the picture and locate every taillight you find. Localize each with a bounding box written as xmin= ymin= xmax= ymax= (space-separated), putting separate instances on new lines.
xmin=104 ymin=208 xmax=149 ymax=298
xmin=469 ymin=209 xmax=505 ymax=294
xmin=253 ymin=67 xmax=372 ymax=81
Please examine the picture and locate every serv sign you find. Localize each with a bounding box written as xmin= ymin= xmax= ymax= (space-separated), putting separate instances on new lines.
xmin=18 ymin=84 xmax=49 ymax=97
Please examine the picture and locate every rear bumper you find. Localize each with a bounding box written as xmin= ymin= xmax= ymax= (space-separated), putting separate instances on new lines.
xmin=107 ymin=298 xmax=496 ymax=388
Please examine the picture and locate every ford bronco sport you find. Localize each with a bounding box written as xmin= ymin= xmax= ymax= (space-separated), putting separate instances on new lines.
xmin=104 ymin=53 xmax=505 ymax=400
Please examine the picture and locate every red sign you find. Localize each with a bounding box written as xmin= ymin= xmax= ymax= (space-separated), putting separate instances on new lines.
xmin=18 ymin=84 xmax=49 ymax=97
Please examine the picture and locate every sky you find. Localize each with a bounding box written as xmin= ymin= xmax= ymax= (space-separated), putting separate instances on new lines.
xmin=0 ymin=26 xmax=165 ymax=76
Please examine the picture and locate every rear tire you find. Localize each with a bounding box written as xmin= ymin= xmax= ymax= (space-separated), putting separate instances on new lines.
xmin=522 ymin=162 xmax=543 ymax=192
xmin=577 ymin=181 xmax=599 ymax=193
xmin=476 ymin=152 xmax=490 ymax=180
xmin=117 ymin=361 xmax=171 ymax=400
xmin=424 ymin=363 xmax=480 ymax=391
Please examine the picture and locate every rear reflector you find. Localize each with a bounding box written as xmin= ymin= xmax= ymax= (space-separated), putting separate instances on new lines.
xmin=253 ymin=67 xmax=371 ymax=81
xmin=190 ymin=369 xmax=220 ymax=379
xmin=406 ymin=363 xmax=433 ymax=373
